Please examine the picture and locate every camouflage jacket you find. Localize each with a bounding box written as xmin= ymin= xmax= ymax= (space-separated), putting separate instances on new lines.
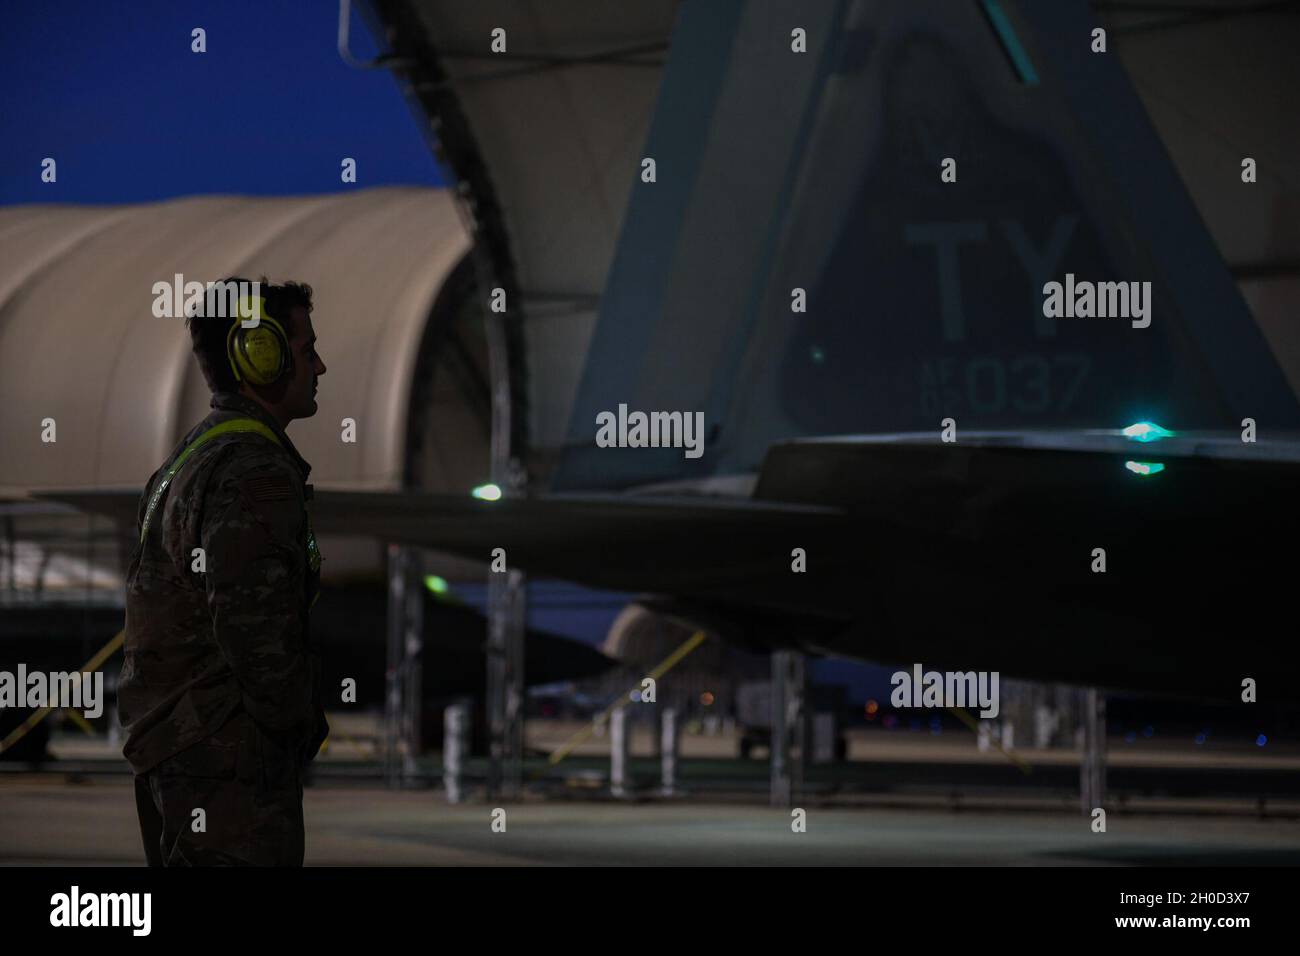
xmin=119 ymin=391 xmax=326 ymax=775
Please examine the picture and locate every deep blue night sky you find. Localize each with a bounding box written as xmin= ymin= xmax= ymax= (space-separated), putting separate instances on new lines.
xmin=0 ymin=0 xmax=445 ymax=205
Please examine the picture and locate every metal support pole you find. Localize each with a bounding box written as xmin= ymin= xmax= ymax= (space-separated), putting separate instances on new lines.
xmin=659 ymin=708 xmax=679 ymax=797
xmin=770 ymin=650 xmax=806 ymax=807
xmin=384 ymin=546 xmax=424 ymax=787
xmin=651 ymin=701 xmax=663 ymax=761
xmin=811 ymin=712 xmax=835 ymax=764
xmin=383 ymin=545 xmax=405 ymax=787
xmin=479 ymin=235 xmax=529 ymax=803
xmin=486 ymin=567 xmax=526 ymax=800
xmin=1080 ymin=687 xmax=1107 ymax=815
xmin=610 ymin=707 xmax=630 ymax=798
xmin=443 ymin=702 xmax=469 ymax=804
xmin=5 ymin=514 xmax=15 ymax=597
xmin=401 ymin=551 xmax=424 ymax=778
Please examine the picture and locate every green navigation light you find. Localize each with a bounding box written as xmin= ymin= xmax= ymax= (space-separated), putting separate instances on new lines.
xmin=1121 ymin=421 xmax=1175 ymax=442
xmin=423 ymin=575 xmax=449 ymax=595
xmin=472 ymin=483 xmax=502 ymax=501
xmin=1125 ymin=460 xmax=1165 ymax=477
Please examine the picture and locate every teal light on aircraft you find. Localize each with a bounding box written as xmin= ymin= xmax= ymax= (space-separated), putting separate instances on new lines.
xmin=1121 ymin=421 xmax=1175 ymax=442
xmin=1125 ymin=460 xmax=1165 ymax=477
xmin=472 ymin=483 xmax=502 ymax=501
xmin=423 ymin=575 xmax=449 ymax=595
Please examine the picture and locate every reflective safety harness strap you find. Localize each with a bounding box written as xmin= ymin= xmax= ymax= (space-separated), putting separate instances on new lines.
xmin=138 ymin=418 xmax=282 ymax=543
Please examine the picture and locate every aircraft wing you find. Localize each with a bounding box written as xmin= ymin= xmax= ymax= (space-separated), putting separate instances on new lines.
xmin=36 ymin=486 xmax=847 ymax=613
xmin=37 ymin=430 xmax=1300 ymax=703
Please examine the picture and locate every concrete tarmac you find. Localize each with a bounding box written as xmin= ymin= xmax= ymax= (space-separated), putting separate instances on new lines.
xmin=2 ymin=777 xmax=1299 ymax=866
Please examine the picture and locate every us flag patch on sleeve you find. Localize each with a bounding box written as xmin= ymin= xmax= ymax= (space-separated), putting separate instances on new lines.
xmin=243 ymin=474 xmax=294 ymax=501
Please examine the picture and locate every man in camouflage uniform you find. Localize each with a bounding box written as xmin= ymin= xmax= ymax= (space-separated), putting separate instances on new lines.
xmin=120 ymin=277 xmax=328 ymax=866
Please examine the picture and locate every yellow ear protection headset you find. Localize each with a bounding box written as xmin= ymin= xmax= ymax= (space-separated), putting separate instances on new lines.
xmin=226 ymin=296 xmax=291 ymax=386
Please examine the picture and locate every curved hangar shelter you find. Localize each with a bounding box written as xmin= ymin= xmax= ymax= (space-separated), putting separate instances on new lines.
xmin=0 ymin=187 xmax=478 ymax=498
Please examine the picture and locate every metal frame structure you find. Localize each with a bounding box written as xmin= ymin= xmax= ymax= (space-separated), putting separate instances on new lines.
xmin=343 ymin=0 xmax=537 ymax=792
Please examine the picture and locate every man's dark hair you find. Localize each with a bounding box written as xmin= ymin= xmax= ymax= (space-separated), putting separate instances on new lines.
xmin=186 ymin=275 xmax=314 ymax=394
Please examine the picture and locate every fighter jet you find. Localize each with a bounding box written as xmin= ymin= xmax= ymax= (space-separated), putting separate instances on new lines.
xmin=29 ymin=0 xmax=1300 ymax=706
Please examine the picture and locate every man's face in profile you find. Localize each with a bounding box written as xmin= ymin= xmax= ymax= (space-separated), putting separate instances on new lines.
xmin=282 ymin=305 xmax=325 ymax=421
